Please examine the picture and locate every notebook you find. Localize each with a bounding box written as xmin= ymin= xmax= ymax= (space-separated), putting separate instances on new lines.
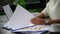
xmin=3 ymin=4 xmax=35 ymax=31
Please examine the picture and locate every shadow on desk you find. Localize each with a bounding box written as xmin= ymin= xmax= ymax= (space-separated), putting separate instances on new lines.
xmin=14 ymin=32 xmax=26 ymax=34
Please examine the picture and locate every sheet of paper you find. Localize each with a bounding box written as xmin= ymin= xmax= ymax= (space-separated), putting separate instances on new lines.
xmin=3 ymin=5 xmax=35 ymax=30
xmin=12 ymin=25 xmax=50 ymax=32
xmin=3 ymin=4 xmax=13 ymax=19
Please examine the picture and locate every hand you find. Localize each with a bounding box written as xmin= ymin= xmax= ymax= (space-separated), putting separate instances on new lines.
xmin=31 ymin=17 xmax=45 ymax=25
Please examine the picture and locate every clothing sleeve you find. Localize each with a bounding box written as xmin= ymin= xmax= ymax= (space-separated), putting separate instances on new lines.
xmin=41 ymin=2 xmax=50 ymax=16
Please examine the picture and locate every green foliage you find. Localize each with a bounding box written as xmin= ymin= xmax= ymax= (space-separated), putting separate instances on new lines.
xmin=20 ymin=0 xmax=26 ymax=7
xmin=13 ymin=0 xmax=26 ymax=7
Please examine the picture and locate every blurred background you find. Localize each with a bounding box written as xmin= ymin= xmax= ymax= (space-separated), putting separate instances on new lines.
xmin=0 ymin=0 xmax=49 ymax=15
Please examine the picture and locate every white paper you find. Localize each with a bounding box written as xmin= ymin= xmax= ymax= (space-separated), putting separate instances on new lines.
xmin=3 ymin=5 xmax=35 ymax=30
xmin=12 ymin=25 xmax=50 ymax=32
xmin=3 ymin=4 xmax=13 ymax=19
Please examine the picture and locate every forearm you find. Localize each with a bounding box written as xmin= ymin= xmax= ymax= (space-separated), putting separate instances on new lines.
xmin=48 ymin=19 xmax=60 ymax=24
xmin=37 ymin=13 xmax=46 ymax=19
xmin=33 ymin=13 xmax=60 ymax=25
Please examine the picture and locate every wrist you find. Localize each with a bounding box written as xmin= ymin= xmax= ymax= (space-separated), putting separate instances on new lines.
xmin=45 ymin=19 xmax=51 ymax=25
xmin=45 ymin=19 xmax=49 ymax=23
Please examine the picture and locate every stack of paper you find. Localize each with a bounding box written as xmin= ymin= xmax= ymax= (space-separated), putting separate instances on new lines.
xmin=12 ymin=25 xmax=50 ymax=32
xmin=3 ymin=5 xmax=35 ymax=30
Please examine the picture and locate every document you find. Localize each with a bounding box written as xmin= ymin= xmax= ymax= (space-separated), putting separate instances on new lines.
xmin=12 ymin=25 xmax=50 ymax=32
xmin=3 ymin=4 xmax=35 ymax=30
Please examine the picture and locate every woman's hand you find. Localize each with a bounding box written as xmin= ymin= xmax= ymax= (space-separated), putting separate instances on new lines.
xmin=31 ymin=17 xmax=45 ymax=25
